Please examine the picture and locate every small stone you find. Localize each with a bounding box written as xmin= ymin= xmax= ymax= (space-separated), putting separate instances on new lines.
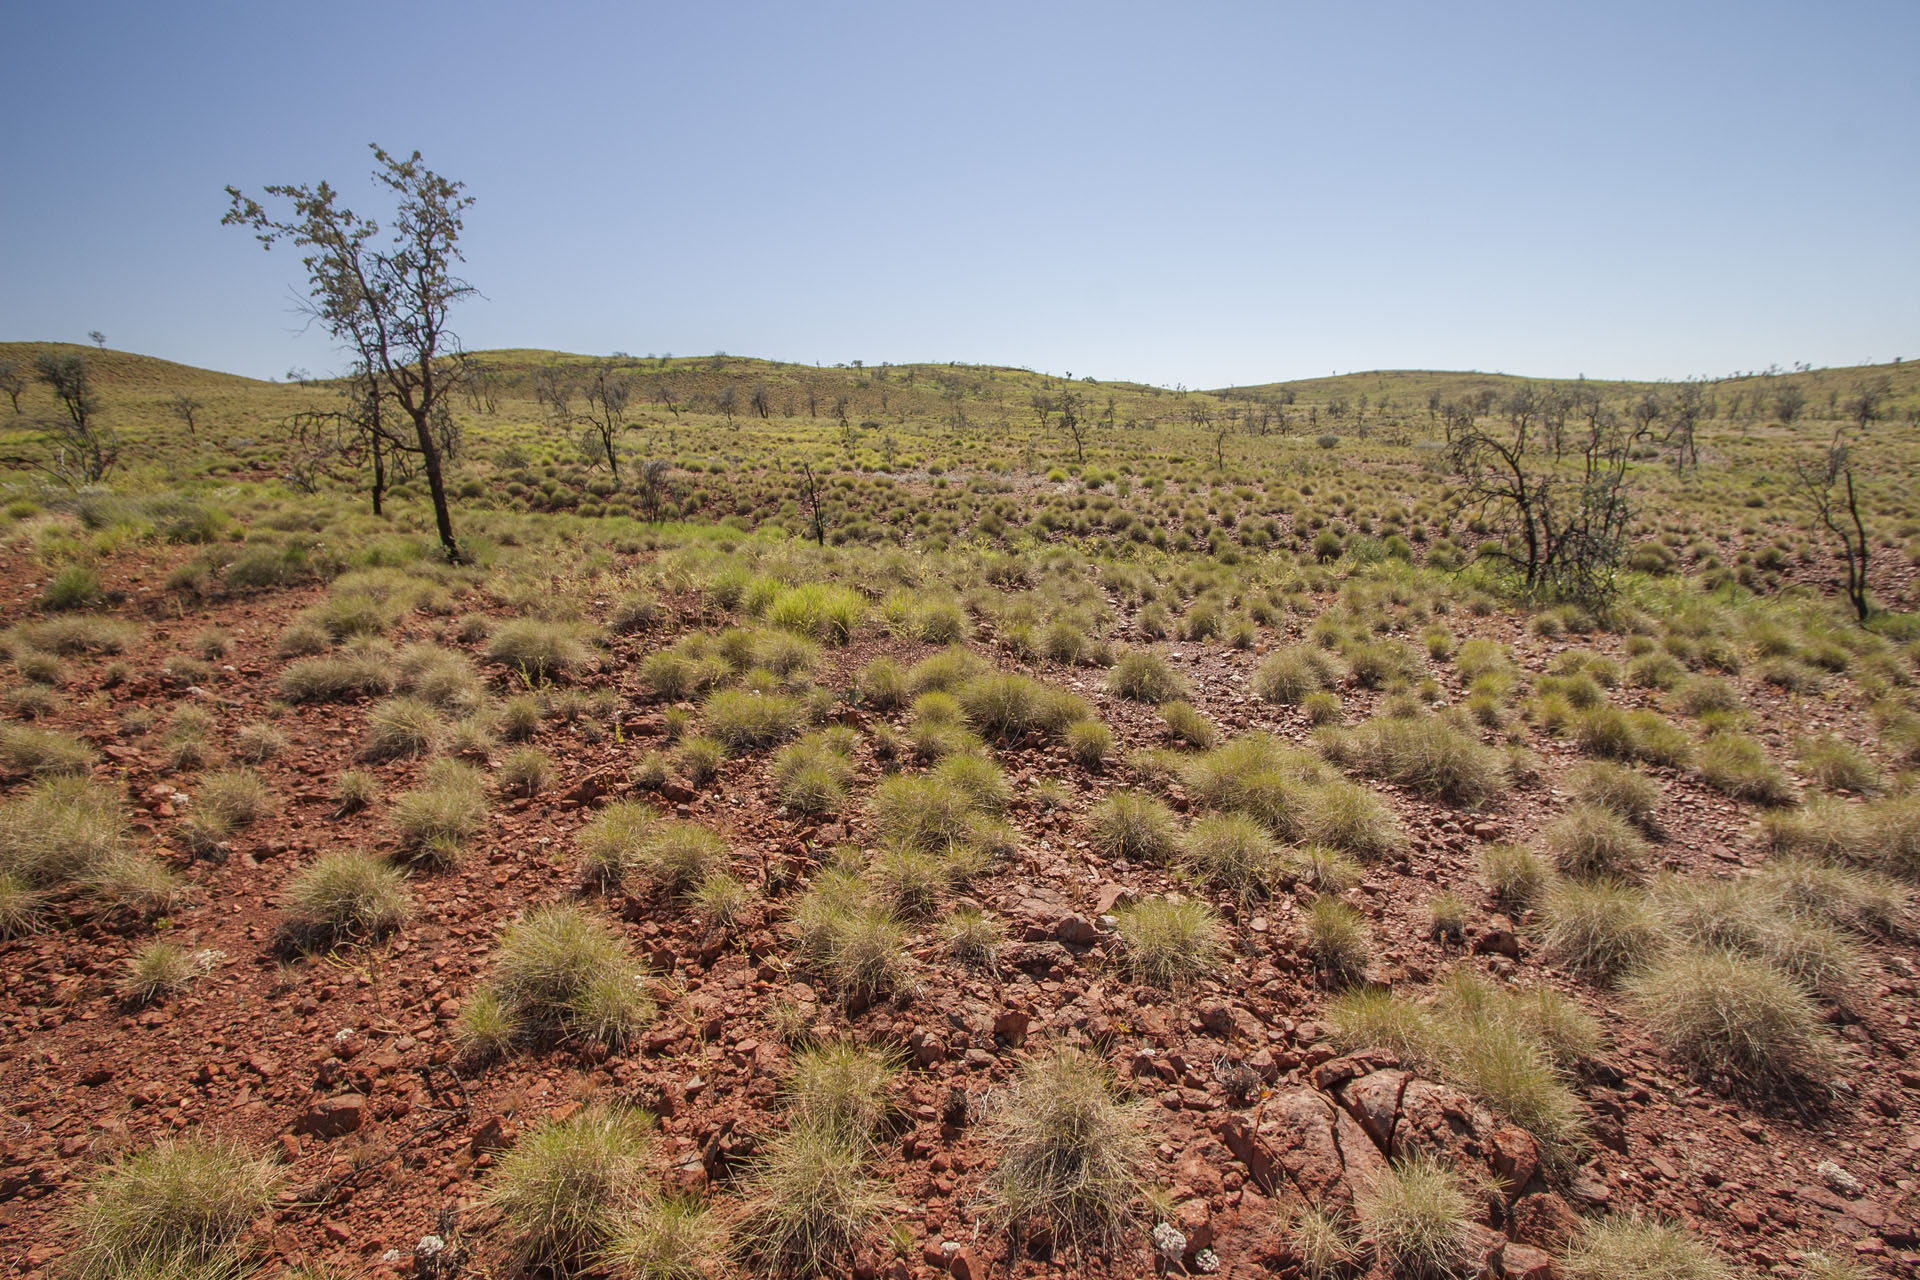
xmin=297 ymin=1093 xmax=367 ymax=1139
xmin=1817 ymin=1159 xmax=1863 ymax=1197
xmin=1151 ymin=1221 xmax=1187 ymax=1265
xmin=1499 ymin=1241 xmax=1556 ymax=1280
xmin=1054 ymin=913 xmax=1100 ymax=945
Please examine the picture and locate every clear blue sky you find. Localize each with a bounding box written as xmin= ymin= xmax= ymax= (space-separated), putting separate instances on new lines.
xmin=4 ymin=0 xmax=1914 ymax=389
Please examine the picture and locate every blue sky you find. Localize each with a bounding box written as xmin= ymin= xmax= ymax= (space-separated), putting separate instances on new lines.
xmin=3 ymin=0 xmax=1914 ymax=388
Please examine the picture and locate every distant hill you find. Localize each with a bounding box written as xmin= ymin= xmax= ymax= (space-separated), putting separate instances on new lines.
xmin=4 ymin=341 xmax=1913 ymax=430
xmin=1214 ymin=361 xmax=1920 ymax=416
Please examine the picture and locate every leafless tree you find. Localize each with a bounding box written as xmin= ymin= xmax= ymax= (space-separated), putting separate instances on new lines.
xmin=1211 ymin=413 xmax=1233 ymax=471
xmin=459 ymin=355 xmax=500 ymax=414
xmin=1628 ymin=390 xmax=1662 ymax=438
xmin=282 ymin=408 xmax=357 ymax=493
xmin=715 ymin=383 xmax=738 ymax=424
xmin=653 ymin=376 xmax=681 ymax=417
xmin=750 ymin=383 xmax=772 ymax=420
xmin=798 ymin=461 xmax=828 ymax=546
xmin=1792 ymin=428 xmax=1873 ymax=622
xmin=533 ymin=367 xmax=575 ymax=422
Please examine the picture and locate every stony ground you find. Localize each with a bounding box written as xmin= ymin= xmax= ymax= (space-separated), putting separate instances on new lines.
xmin=1 ymin=536 xmax=1917 ymax=1280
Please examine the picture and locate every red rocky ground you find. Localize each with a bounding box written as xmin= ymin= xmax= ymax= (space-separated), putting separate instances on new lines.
xmin=1 ymin=539 xmax=1917 ymax=1280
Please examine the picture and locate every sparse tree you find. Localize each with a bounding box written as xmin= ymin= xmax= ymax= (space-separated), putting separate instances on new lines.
xmin=1447 ymin=396 xmax=1656 ymax=603
xmin=715 ymin=383 xmax=738 ymax=424
xmin=798 ymin=461 xmax=828 ymax=546
xmin=1057 ymin=389 xmax=1089 ymax=463
xmin=88 ymin=330 xmax=106 ymax=349
xmin=653 ymin=376 xmax=681 ymax=417
xmin=1774 ymin=384 xmax=1807 ymax=426
xmin=750 ymin=383 xmax=772 ymax=420
xmin=832 ymin=394 xmax=850 ymax=428
xmin=635 ymin=458 xmax=672 ymax=522
xmin=533 ymin=367 xmax=575 ymax=422
xmin=1628 ymin=390 xmax=1662 ymax=437
xmin=14 ymin=351 xmax=119 ymax=484
xmin=167 ymin=392 xmax=205 ymax=437
xmin=1664 ymin=382 xmax=1705 ymax=477
xmin=459 ymin=355 xmax=500 ymax=415
xmin=0 ymin=360 xmax=25 ymax=413
xmin=1210 ymin=413 xmax=1233 ymax=471
xmin=224 ymin=145 xmax=477 ymax=563
xmin=1845 ymin=377 xmax=1890 ymax=433
xmin=1791 ymin=429 xmax=1873 ymax=622
xmin=579 ymin=360 xmax=633 ymax=483
xmin=1028 ymin=393 xmax=1055 ymax=434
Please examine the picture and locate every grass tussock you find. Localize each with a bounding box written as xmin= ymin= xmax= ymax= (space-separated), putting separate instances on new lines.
xmin=1180 ymin=812 xmax=1280 ymax=898
xmin=1481 ymin=843 xmax=1549 ymax=913
xmin=1112 ymin=896 xmax=1223 ymax=987
xmin=1569 ymin=761 xmax=1662 ymax=831
xmin=461 ymin=903 xmax=653 ymax=1054
xmin=577 ymin=800 xmax=658 ymax=888
xmin=391 ymin=760 xmax=488 ymax=866
xmin=1087 ymin=790 xmax=1179 ymax=862
xmin=703 ymin=687 xmax=805 ymax=753
xmin=116 ymin=941 xmax=213 ymax=1006
xmin=484 ymin=1103 xmax=653 ymax=1276
xmin=1107 ymin=649 xmax=1188 ymax=703
xmin=64 ymin=1136 xmax=282 ymax=1280
xmin=600 ymin=1195 xmax=726 ymax=1280
xmin=980 ymin=1046 xmax=1152 ymax=1253
xmin=1540 ymin=802 xmax=1650 ymax=881
xmin=1626 ymin=948 xmax=1834 ymax=1092
xmin=1336 ymin=714 xmax=1507 ymax=806
xmin=733 ymin=1123 xmax=895 ymax=1277
xmin=1698 ymin=734 xmax=1797 ymax=807
xmin=789 ymin=869 xmax=913 ymax=997
xmin=278 ymin=650 xmax=395 ymax=702
xmin=359 ymin=695 xmax=442 ymax=762
xmin=280 ymin=850 xmax=412 ymax=949
xmin=1356 ymin=1154 xmax=1479 ymax=1279
xmin=488 ymin=619 xmax=598 ymax=680
xmin=1253 ymin=644 xmax=1345 ymax=705
xmin=1559 ymin=1215 xmax=1735 ymax=1280
xmin=1795 ymin=735 xmax=1885 ymax=794
xmin=786 ymin=1041 xmax=899 ymax=1144
xmin=1541 ymin=879 xmax=1671 ymax=984
xmin=1305 ymin=895 xmax=1373 ymax=987
xmin=0 ymin=724 xmax=94 ymax=776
